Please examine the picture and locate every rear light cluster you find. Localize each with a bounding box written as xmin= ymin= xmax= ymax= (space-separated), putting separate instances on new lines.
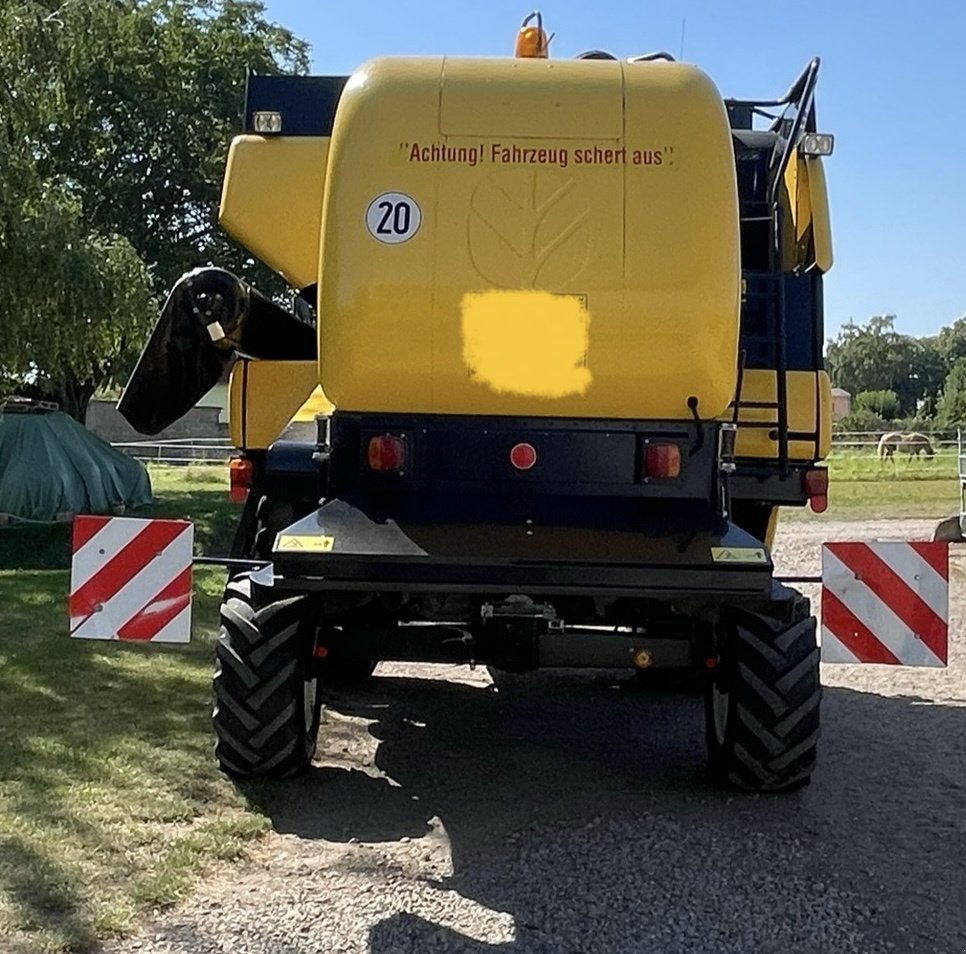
xmin=804 ymin=467 xmax=829 ymax=513
xmin=368 ymin=434 xmax=407 ymax=473
xmin=642 ymin=442 xmax=681 ymax=479
xmin=228 ymin=457 xmax=253 ymax=503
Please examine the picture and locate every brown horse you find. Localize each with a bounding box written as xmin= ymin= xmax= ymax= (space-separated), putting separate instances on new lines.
xmin=877 ymin=431 xmax=935 ymax=460
xmin=876 ymin=431 xmax=902 ymax=459
xmin=897 ymin=432 xmax=935 ymax=459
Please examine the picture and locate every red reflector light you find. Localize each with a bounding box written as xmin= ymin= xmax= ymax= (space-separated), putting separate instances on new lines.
xmin=510 ymin=442 xmax=537 ymax=471
xmin=368 ymin=435 xmax=407 ymax=472
xmin=643 ymin=443 xmax=681 ymax=478
xmin=804 ymin=468 xmax=829 ymax=513
xmin=228 ymin=457 xmax=253 ymax=503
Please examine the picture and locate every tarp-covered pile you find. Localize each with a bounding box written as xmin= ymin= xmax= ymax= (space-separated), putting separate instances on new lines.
xmin=0 ymin=401 xmax=152 ymax=525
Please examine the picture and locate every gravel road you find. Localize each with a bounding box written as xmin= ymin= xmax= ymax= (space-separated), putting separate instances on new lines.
xmin=102 ymin=517 xmax=966 ymax=954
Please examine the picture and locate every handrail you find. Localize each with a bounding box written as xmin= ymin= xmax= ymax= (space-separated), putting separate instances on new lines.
xmin=767 ymin=58 xmax=821 ymax=207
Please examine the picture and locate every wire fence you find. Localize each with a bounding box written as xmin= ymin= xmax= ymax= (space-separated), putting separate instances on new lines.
xmin=112 ymin=437 xmax=233 ymax=464
xmin=828 ymin=431 xmax=960 ymax=454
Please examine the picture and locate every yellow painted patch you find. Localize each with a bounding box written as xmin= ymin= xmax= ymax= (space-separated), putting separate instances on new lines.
xmin=274 ymin=535 xmax=335 ymax=552
xmin=460 ymin=290 xmax=591 ymax=398
xmin=710 ymin=547 xmax=768 ymax=564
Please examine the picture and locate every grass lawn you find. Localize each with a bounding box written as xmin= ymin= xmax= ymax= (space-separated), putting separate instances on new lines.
xmin=0 ymin=454 xmax=960 ymax=953
xmin=788 ymin=450 xmax=961 ymax=522
xmin=786 ymin=475 xmax=960 ymax=522
xmin=0 ymin=464 xmax=270 ymax=954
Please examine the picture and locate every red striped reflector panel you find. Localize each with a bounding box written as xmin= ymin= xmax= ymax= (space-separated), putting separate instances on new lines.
xmin=821 ymin=541 xmax=948 ymax=667
xmin=69 ymin=516 xmax=194 ymax=643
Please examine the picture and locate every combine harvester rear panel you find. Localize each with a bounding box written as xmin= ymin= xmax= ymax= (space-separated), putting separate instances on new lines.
xmin=71 ymin=13 xmax=949 ymax=794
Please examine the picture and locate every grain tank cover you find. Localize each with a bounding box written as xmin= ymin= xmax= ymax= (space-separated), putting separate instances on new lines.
xmin=318 ymin=57 xmax=740 ymax=421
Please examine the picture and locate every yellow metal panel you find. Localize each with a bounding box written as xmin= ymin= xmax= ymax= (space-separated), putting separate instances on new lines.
xmin=219 ymin=136 xmax=329 ymax=289
xmin=318 ymin=57 xmax=740 ymax=421
xmin=228 ymin=360 xmax=333 ymax=450
xmin=228 ymin=362 xmax=246 ymax=448
xmin=764 ymin=507 xmax=780 ymax=551
xmin=731 ymin=369 xmax=830 ymax=461
xmin=806 ymin=157 xmax=833 ymax=272
xmin=439 ymin=58 xmax=623 ymax=138
xmin=816 ymin=369 xmax=832 ymax=458
xmin=780 ymin=150 xmax=834 ymax=274
xmin=780 ymin=151 xmax=802 ymax=270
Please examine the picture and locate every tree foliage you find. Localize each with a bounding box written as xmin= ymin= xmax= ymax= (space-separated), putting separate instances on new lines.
xmin=0 ymin=0 xmax=310 ymax=419
xmin=0 ymin=196 xmax=156 ymax=419
xmin=854 ymin=389 xmax=900 ymax=420
xmin=35 ymin=0 xmax=310 ymax=290
xmin=825 ymin=315 xmax=944 ymax=417
xmin=937 ymin=358 xmax=966 ymax=427
xmin=936 ymin=316 xmax=966 ymax=370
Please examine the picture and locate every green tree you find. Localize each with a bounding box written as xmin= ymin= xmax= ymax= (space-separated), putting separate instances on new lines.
xmin=936 ymin=316 xmax=966 ymax=370
xmin=35 ymin=0 xmax=310 ymax=292
xmin=826 ymin=315 xmax=943 ymax=417
xmin=937 ymin=358 xmax=966 ymax=427
xmin=0 ymin=0 xmax=310 ymax=419
xmin=853 ymin=389 xmax=900 ymax=419
xmin=0 ymin=197 xmax=156 ymax=419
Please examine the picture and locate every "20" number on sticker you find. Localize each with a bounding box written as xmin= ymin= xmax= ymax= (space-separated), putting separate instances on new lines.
xmin=366 ymin=192 xmax=421 ymax=245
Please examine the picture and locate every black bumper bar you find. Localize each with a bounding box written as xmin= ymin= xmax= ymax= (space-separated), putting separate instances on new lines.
xmin=264 ymin=500 xmax=774 ymax=600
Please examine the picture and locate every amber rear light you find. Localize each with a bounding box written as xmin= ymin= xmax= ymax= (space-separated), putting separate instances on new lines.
xmin=804 ymin=467 xmax=829 ymax=513
xmin=228 ymin=457 xmax=253 ymax=503
xmin=643 ymin=443 xmax=682 ymax=479
xmin=368 ymin=435 xmax=407 ymax=473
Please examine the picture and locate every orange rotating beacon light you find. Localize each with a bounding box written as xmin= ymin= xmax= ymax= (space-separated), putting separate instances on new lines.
xmin=515 ymin=11 xmax=552 ymax=58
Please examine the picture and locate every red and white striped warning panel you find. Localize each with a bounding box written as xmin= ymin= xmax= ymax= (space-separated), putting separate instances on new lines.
xmin=69 ymin=516 xmax=194 ymax=643
xmin=821 ymin=541 xmax=948 ymax=667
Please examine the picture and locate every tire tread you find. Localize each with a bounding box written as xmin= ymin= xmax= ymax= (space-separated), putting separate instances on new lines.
xmin=212 ymin=575 xmax=319 ymax=779
xmin=707 ymin=596 xmax=821 ymax=792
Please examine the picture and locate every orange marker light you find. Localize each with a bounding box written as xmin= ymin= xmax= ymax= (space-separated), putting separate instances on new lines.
xmin=515 ymin=11 xmax=550 ymax=58
xmin=368 ymin=435 xmax=407 ymax=473
xmin=643 ymin=443 xmax=682 ymax=479
xmin=228 ymin=457 xmax=253 ymax=503
xmin=803 ymin=467 xmax=829 ymax=514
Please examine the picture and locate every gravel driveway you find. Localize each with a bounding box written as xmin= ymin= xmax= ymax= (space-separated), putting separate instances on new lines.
xmin=102 ymin=517 xmax=966 ymax=954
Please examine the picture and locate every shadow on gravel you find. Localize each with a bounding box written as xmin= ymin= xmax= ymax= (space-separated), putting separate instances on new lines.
xmin=245 ymin=670 xmax=966 ymax=954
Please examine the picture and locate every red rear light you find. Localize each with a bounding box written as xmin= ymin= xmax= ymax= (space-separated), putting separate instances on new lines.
xmin=804 ymin=467 xmax=829 ymax=513
xmin=510 ymin=442 xmax=538 ymax=471
xmin=643 ymin=443 xmax=681 ymax=479
xmin=368 ymin=435 xmax=407 ymax=473
xmin=229 ymin=457 xmax=253 ymax=503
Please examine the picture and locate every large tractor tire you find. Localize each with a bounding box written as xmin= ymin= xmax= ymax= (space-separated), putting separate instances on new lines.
xmin=212 ymin=573 xmax=322 ymax=779
xmin=705 ymin=588 xmax=821 ymax=793
xmin=933 ymin=514 xmax=964 ymax=543
xmin=253 ymin=495 xmax=296 ymax=559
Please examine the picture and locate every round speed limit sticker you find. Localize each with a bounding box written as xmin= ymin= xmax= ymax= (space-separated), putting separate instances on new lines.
xmin=366 ymin=192 xmax=421 ymax=245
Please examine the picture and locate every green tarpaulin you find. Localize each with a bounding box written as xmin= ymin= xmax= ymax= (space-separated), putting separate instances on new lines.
xmin=0 ymin=407 xmax=152 ymax=525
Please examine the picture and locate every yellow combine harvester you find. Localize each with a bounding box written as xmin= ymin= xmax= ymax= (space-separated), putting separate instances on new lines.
xmin=119 ymin=15 xmax=834 ymax=792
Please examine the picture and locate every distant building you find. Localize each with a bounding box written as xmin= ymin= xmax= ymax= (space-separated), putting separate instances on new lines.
xmin=831 ymin=387 xmax=851 ymax=421
xmin=86 ymin=388 xmax=228 ymax=444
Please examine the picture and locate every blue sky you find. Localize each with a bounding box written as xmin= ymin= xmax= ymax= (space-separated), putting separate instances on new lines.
xmin=262 ymin=0 xmax=966 ymax=342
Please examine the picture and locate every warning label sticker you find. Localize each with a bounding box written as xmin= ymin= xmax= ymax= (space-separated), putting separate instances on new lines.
xmin=710 ymin=547 xmax=768 ymax=564
xmin=275 ymin=535 xmax=335 ymax=552
xmin=399 ymin=141 xmax=673 ymax=169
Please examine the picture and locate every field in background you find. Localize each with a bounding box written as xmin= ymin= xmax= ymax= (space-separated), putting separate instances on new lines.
xmin=813 ymin=444 xmax=960 ymax=520
xmin=0 ymin=453 xmax=961 ymax=953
